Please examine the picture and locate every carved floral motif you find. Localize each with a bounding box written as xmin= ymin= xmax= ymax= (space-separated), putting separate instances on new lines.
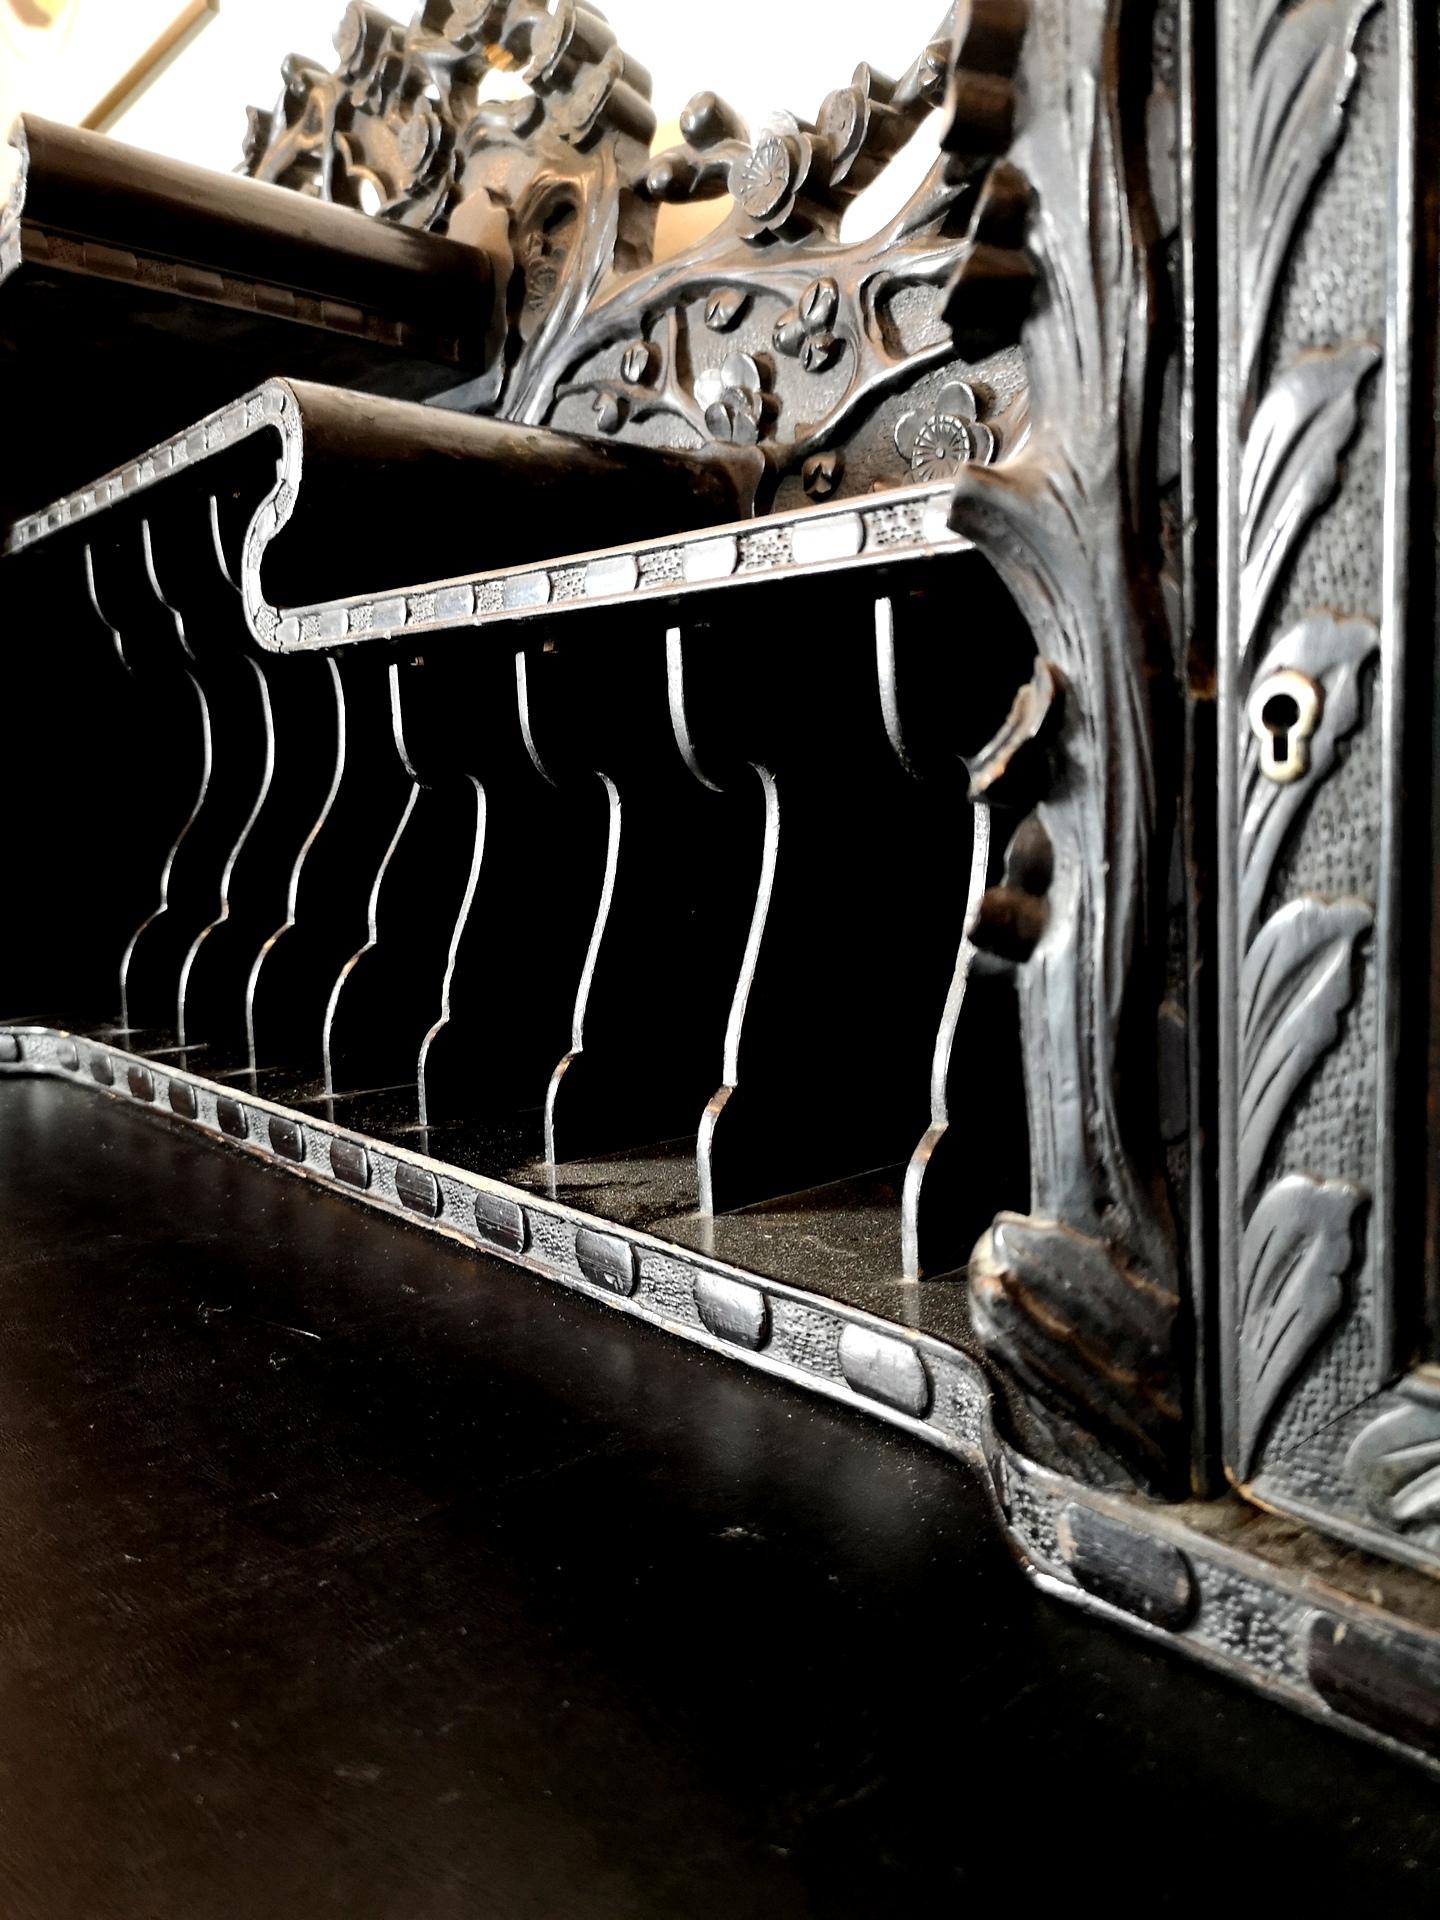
xmin=894 ymin=380 xmax=995 ymax=483
xmin=244 ymin=3 xmax=1023 ymax=494
xmin=693 ymin=351 xmax=765 ymax=448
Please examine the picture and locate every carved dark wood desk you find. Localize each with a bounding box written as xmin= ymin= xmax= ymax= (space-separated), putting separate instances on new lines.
xmin=5 ymin=0 xmax=1440 ymax=1793
xmin=0 ymin=1074 xmax=1436 ymax=1919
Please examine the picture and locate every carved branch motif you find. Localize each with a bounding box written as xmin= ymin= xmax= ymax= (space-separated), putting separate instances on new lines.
xmin=930 ymin=0 xmax=1183 ymax=1492
xmin=243 ymin=4 xmax=1025 ymax=493
xmin=1226 ymin=0 xmax=1380 ymax=1477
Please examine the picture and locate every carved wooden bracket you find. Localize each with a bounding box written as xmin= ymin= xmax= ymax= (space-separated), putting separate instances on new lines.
xmin=938 ymin=0 xmax=1185 ymax=1494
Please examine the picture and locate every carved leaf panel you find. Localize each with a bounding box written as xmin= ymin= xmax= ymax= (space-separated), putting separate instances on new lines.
xmin=938 ymin=0 xmax=1184 ymax=1492
xmin=1222 ymin=0 xmax=1383 ymax=1478
xmin=1239 ymin=895 xmax=1370 ymax=1205
xmin=1241 ymin=0 xmax=1377 ymax=385
xmin=1237 ymin=1173 xmax=1366 ymax=1476
xmin=1239 ymin=344 xmax=1379 ymax=657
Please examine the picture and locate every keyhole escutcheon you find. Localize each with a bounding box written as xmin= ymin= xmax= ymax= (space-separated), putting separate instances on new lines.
xmin=1246 ymin=668 xmax=1322 ymax=785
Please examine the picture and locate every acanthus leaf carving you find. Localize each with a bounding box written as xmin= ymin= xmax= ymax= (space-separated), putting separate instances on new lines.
xmin=971 ymin=1214 xmax=1183 ymax=1491
xmin=1239 ymin=895 xmax=1369 ymax=1205
xmin=1236 ymin=1173 xmax=1366 ymax=1478
xmin=1239 ymin=343 xmax=1379 ymax=656
xmin=1241 ymin=0 xmax=1378 ymax=386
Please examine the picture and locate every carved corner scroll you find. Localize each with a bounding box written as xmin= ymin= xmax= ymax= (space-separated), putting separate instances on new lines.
xmin=931 ymin=1 xmax=1184 ymax=1495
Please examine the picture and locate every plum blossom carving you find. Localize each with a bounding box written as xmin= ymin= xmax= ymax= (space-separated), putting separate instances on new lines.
xmin=802 ymin=451 xmax=844 ymax=499
xmin=818 ymin=75 xmax=875 ymax=187
xmin=730 ymin=115 xmax=822 ymax=242
xmin=773 ymin=275 xmax=843 ymax=372
xmin=703 ymin=287 xmax=748 ymax=333
xmin=694 ymin=350 xmax=764 ymax=446
xmin=894 ymin=380 xmax=995 ymax=482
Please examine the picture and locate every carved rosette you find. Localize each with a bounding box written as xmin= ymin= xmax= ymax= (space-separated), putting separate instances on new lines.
xmin=1219 ymin=0 xmax=1382 ymax=1484
xmin=932 ymin=0 xmax=1185 ymax=1493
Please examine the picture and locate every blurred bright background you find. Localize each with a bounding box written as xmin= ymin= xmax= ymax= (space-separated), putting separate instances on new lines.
xmin=2 ymin=0 xmax=943 ymax=239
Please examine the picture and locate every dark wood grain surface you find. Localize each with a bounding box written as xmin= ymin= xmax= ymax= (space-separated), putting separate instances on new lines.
xmin=0 ymin=1077 xmax=1434 ymax=1919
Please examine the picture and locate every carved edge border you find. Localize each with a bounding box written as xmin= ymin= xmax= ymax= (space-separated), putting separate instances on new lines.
xmin=1370 ymin=0 xmax=1415 ymax=1389
xmin=0 ymin=217 xmax=469 ymax=368
xmin=2 ymin=380 xmax=968 ymax=649
xmin=4 ymin=1019 xmax=1440 ymax=1775
xmin=1280 ymin=0 xmax=1440 ymax=1561
xmin=1216 ymin=0 xmax=1398 ymax=1486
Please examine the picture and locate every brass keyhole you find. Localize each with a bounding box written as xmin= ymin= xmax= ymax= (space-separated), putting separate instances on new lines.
xmin=1261 ymin=689 xmax=1300 ymax=771
xmin=1247 ymin=669 xmax=1322 ymax=786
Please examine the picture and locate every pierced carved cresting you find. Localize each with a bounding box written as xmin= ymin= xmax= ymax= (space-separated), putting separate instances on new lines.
xmin=1222 ymin=0 xmax=1381 ymax=1482
xmin=242 ymin=1 xmax=1027 ymax=496
xmin=244 ymin=0 xmax=659 ymax=410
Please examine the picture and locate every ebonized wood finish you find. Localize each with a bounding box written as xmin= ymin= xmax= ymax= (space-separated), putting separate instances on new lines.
xmin=5 ymin=0 xmax=1440 ymax=1781
xmin=0 ymin=1074 xmax=1436 ymax=1919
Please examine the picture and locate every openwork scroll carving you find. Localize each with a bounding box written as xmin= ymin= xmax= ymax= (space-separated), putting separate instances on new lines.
xmin=244 ymin=0 xmax=659 ymax=408
xmin=243 ymin=3 xmax=1027 ymax=494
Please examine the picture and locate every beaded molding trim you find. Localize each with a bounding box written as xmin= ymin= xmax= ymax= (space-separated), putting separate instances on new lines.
xmin=2 ymin=381 xmax=966 ymax=651
xmin=3 ymin=1019 xmax=1439 ymax=1777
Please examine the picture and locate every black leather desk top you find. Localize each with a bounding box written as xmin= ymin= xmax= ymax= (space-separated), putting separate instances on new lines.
xmin=0 ymin=1077 xmax=1434 ymax=1918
